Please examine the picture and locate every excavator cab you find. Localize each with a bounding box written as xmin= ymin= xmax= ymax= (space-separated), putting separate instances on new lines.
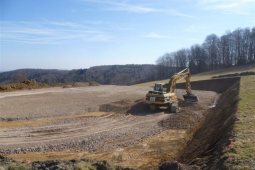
xmin=153 ymin=83 xmax=167 ymax=93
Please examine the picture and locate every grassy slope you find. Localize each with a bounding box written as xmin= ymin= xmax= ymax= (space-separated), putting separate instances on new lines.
xmin=134 ymin=64 xmax=255 ymax=169
xmin=224 ymin=76 xmax=255 ymax=169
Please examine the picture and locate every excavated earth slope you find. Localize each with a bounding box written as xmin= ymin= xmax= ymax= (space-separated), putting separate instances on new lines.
xmin=176 ymin=77 xmax=241 ymax=169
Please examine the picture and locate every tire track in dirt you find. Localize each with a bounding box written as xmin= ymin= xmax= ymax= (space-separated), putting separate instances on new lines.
xmin=0 ymin=113 xmax=168 ymax=152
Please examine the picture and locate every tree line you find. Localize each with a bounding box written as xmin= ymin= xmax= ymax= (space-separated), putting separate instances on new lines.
xmin=156 ymin=27 xmax=255 ymax=75
xmin=0 ymin=65 xmax=160 ymax=85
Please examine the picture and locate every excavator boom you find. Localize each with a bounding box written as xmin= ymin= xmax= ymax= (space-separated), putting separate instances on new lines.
xmin=169 ymin=68 xmax=198 ymax=102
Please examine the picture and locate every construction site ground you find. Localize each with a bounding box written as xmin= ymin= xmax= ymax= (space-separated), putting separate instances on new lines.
xmin=0 ymin=85 xmax=218 ymax=169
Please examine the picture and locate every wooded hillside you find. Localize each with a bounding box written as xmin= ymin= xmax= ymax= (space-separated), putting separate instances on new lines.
xmin=0 ymin=65 xmax=172 ymax=85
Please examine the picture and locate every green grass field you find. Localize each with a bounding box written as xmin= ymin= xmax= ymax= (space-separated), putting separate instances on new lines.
xmin=224 ymin=76 xmax=255 ymax=169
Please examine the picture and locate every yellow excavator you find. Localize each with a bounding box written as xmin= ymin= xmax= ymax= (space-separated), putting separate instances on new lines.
xmin=145 ymin=68 xmax=198 ymax=112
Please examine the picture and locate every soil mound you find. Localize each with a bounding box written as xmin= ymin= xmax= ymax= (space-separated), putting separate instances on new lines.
xmin=127 ymin=100 xmax=151 ymax=115
xmin=63 ymin=81 xmax=100 ymax=88
xmin=159 ymin=101 xmax=207 ymax=129
xmin=99 ymin=99 xmax=133 ymax=113
xmin=159 ymin=110 xmax=205 ymax=129
xmin=72 ymin=82 xmax=90 ymax=87
xmin=99 ymin=99 xmax=151 ymax=115
xmin=0 ymin=80 xmax=48 ymax=92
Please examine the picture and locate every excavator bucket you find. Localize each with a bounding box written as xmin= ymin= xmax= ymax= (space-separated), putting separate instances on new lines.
xmin=183 ymin=93 xmax=199 ymax=103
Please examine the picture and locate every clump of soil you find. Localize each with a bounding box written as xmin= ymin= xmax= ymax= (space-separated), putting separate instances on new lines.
xmin=0 ymin=154 xmax=137 ymax=170
xmin=159 ymin=161 xmax=193 ymax=170
xmin=0 ymin=155 xmax=12 ymax=163
xmin=0 ymin=80 xmax=48 ymax=92
xmin=99 ymin=99 xmax=150 ymax=115
xmin=32 ymin=159 xmax=113 ymax=170
xmin=127 ymin=99 xmax=151 ymax=115
xmin=0 ymin=155 xmax=131 ymax=170
xmin=0 ymin=117 xmax=20 ymax=121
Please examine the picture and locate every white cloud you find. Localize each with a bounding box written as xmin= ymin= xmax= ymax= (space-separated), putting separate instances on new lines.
xmin=82 ymin=0 xmax=159 ymax=13
xmin=0 ymin=20 xmax=113 ymax=44
xmin=166 ymin=9 xmax=196 ymax=18
xmin=107 ymin=2 xmax=158 ymax=13
xmin=81 ymin=0 xmax=195 ymax=18
xmin=144 ymin=32 xmax=169 ymax=39
xmin=197 ymin=0 xmax=255 ymax=15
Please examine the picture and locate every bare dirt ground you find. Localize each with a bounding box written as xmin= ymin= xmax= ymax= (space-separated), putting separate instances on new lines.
xmin=0 ymin=85 xmax=218 ymax=169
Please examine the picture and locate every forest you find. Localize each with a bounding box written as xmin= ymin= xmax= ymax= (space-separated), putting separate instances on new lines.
xmin=156 ymin=27 xmax=255 ymax=75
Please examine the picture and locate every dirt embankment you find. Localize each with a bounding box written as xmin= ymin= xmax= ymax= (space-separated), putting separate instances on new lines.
xmin=176 ymin=77 xmax=240 ymax=93
xmin=0 ymin=80 xmax=48 ymax=92
xmin=212 ymin=71 xmax=255 ymax=79
xmin=176 ymin=77 xmax=240 ymax=169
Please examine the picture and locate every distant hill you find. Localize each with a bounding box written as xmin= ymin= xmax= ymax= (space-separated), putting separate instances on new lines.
xmin=0 ymin=65 xmax=173 ymax=85
xmin=0 ymin=69 xmax=71 ymax=84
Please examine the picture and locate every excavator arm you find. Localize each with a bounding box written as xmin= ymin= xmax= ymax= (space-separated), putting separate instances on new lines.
xmin=168 ymin=68 xmax=198 ymax=102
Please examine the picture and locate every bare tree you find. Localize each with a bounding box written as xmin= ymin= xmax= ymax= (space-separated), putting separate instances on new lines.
xmin=156 ymin=27 xmax=255 ymax=75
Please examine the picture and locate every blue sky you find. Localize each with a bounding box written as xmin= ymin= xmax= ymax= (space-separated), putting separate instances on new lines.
xmin=0 ymin=0 xmax=254 ymax=70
